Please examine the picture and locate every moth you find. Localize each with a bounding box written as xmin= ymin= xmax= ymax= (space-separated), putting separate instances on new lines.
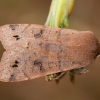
xmin=0 ymin=24 xmax=100 ymax=82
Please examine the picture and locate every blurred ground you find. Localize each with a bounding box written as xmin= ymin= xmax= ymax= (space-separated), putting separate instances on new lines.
xmin=0 ymin=0 xmax=100 ymax=100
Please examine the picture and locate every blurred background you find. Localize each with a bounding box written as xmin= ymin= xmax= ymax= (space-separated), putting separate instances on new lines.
xmin=0 ymin=0 xmax=100 ymax=100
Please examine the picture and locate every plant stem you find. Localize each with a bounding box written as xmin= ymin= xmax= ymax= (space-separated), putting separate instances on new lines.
xmin=45 ymin=0 xmax=74 ymax=82
xmin=45 ymin=0 xmax=74 ymax=28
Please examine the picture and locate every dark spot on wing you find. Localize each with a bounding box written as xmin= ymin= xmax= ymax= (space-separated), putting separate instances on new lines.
xmin=9 ymin=74 xmax=15 ymax=81
xmin=12 ymin=60 xmax=19 ymax=68
xmin=34 ymin=60 xmax=45 ymax=72
xmin=13 ymin=35 xmax=20 ymax=40
xmin=34 ymin=60 xmax=42 ymax=67
xmin=10 ymin=25 xmax=18 ymax=30
xmin=34 ymin=33 xmax=41 ymax=38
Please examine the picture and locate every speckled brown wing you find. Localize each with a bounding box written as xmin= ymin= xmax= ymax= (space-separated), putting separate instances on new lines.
xmin=0 ymin=24 xmax=44 ymax=49
xmin=0 ymin=24 xmax=78 ymax=49
xmin=0 ymin=25 xmax=100 ymax=82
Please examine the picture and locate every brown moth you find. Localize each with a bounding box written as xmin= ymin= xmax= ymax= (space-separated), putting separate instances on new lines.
xmin=0 ymin=24 xmax=100 ymax=82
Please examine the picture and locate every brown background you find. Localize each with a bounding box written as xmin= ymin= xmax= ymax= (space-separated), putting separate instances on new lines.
xmin=0 ymin=0 xmax=100 ymax=100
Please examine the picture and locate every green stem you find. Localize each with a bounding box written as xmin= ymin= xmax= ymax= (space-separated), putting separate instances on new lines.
xmin=45 ymin=0 xmax=89 ymax=83
xmin=45 ymin=0 xmax=74 ymax=28
xmin=45 ymin=0 xmax=74 ymax=82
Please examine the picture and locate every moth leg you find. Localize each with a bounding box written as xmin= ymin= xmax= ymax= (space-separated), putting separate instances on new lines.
xmin=55 ymin=72 xmax=67 ymax=84
xmin=54 ymin=72 xmax=67 ymax=80
xmin=69 ymin=67 xmax=89 ymax=83
xmin=45 ymin=71 xmax=67 ymax=83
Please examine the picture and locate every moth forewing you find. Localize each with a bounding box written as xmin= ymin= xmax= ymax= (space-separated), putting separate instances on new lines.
xmin=0 ymin=24 xmax=100 ymax=82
